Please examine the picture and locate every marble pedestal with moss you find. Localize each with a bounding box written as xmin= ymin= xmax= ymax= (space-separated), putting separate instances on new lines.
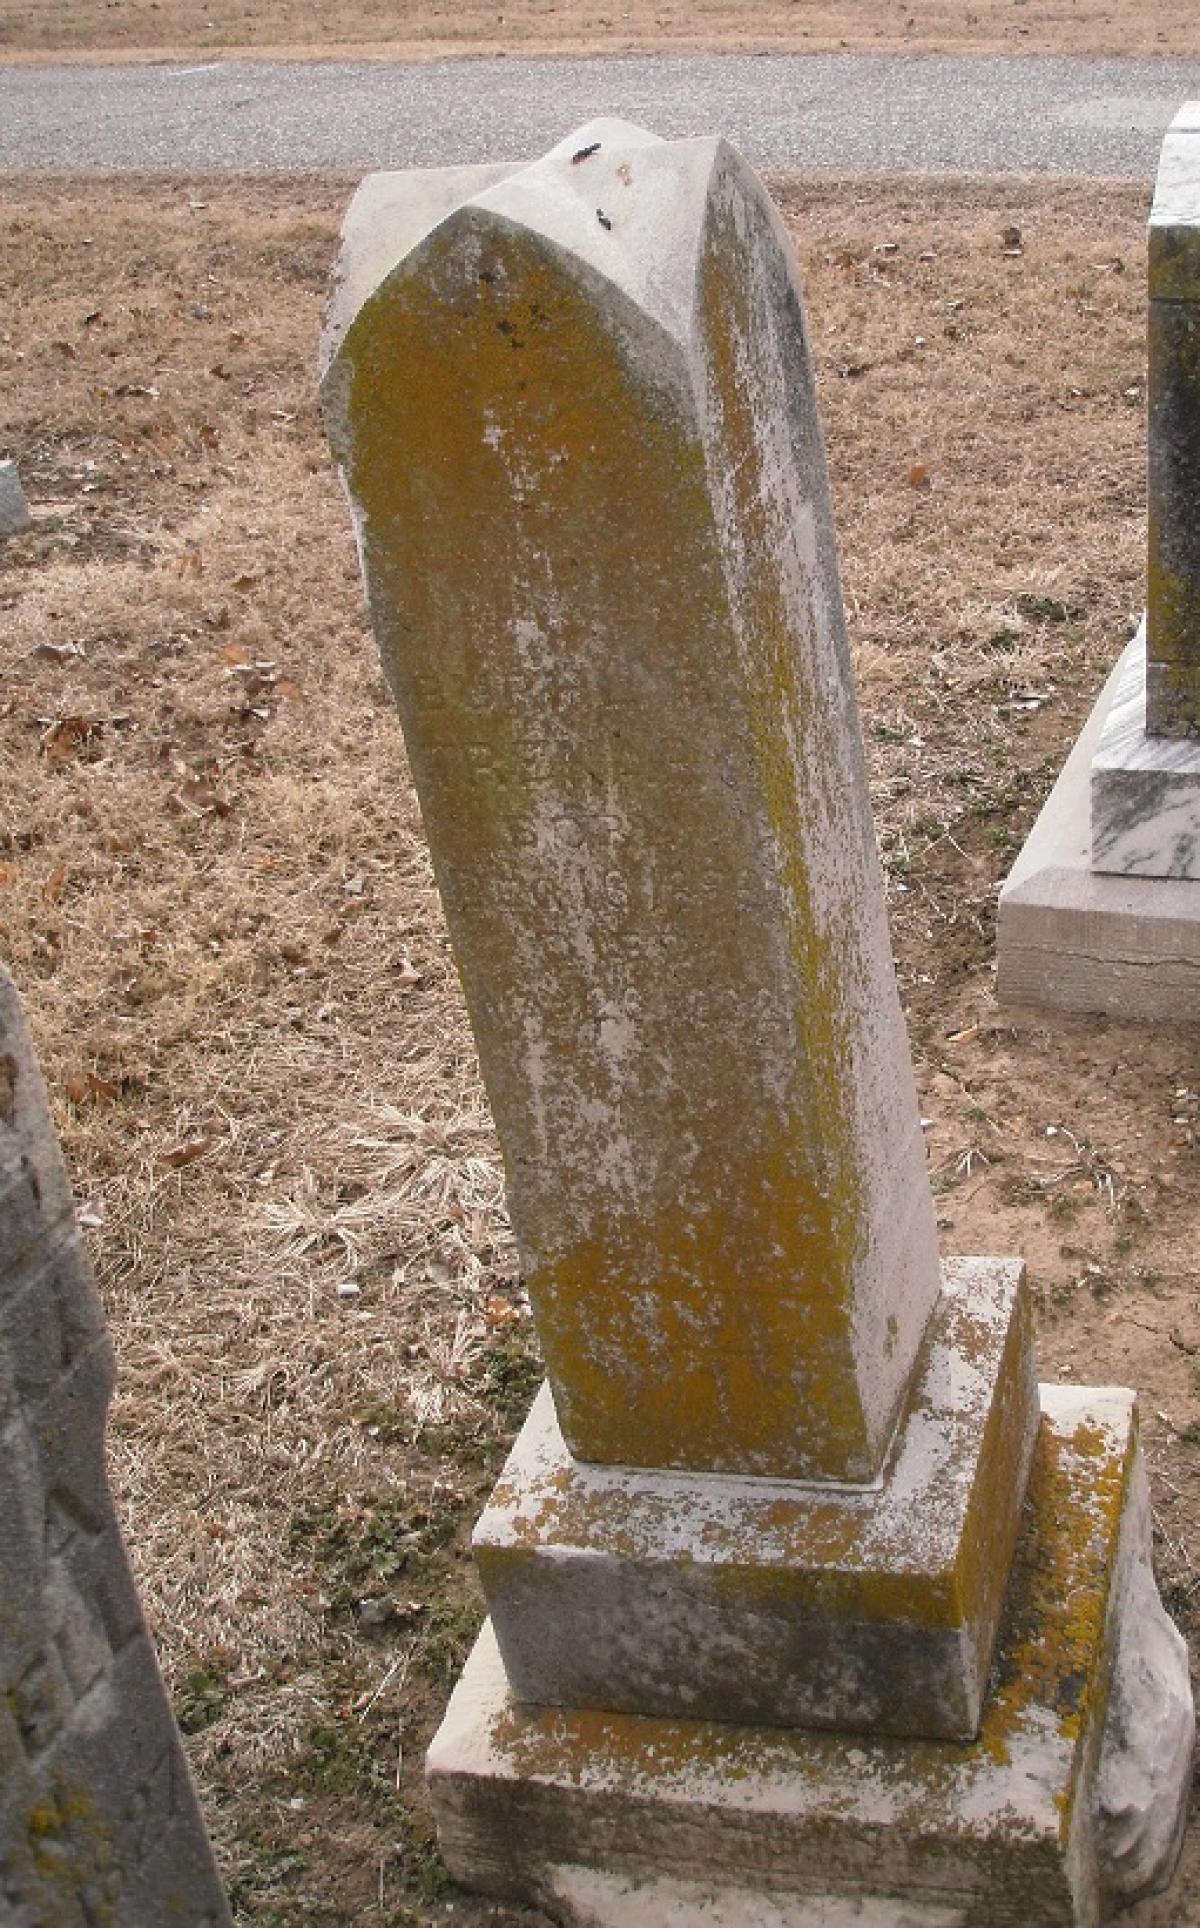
xmin=322 ymin=119 xmax=1194 ymax=1925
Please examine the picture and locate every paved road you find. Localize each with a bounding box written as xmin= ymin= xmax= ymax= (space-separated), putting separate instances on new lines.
xmin=2 ymin=52 xmax=1200 ymax=176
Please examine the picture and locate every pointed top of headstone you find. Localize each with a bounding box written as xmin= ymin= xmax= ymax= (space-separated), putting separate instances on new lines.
xmin=322 ymin=119 xmax=769 ymax=398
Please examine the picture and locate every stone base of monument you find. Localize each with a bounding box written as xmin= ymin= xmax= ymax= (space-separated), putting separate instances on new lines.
xmin=428 ymin=1384 xmax=1194 ymax=1926
xmin=474 ymin=1259 xmax=1036 ymax=1741
xmin=996 ymin=624 xmax=1200 ymax=1020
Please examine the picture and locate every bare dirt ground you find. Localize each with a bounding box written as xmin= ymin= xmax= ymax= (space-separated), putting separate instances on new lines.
xmin=0 ymin=0 xmax=1196 ymax=63
xmin=1 ymin=173 xmax=1198 ymax=1922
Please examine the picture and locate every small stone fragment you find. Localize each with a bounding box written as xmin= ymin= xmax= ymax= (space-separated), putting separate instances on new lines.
xmin=0 ymin=457 xmax=31 ymax=538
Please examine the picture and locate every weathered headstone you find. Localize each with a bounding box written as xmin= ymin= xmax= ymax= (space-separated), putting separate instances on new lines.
xmin=323 ymin=121 xmax=1194 ymax=1923
xmin=0 ymin=458 xmax=31 ymax=540
xmin=998 ymin=102 xmax=1200 ymax=1015
xmin=0 ymin=966 xmax=231 ymax=1926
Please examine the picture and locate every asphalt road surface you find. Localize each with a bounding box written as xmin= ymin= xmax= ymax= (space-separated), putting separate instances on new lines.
xmin=2 ymin=52 xmax=1200 ymax=176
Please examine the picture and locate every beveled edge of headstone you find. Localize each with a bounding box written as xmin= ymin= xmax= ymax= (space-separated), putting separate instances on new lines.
xmin=472 ymin=1258 xmax=1037 ymax=1741
xmin=1149 ymin=102 xmax=1200 ymax=300
xmin=1 ymin=966 xmax=83 ymax=1239
xmin=320 ymin=158 xmax=523 ymax=374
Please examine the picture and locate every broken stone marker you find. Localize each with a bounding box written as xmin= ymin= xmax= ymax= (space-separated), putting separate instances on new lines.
xmin=0 ymin=458 xmax=31 ymax=539
xmin=998 ymin=101 xmax=1200 ymax=1017
xmin=322 ymin=120 xmax=1194 ymax=1924
xmin=0 ymin=966 xmax=231 ymax=1925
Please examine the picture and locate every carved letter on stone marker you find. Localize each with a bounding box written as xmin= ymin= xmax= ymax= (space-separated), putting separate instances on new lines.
xmin=0 ymin=966 xmax=231 ymax=1927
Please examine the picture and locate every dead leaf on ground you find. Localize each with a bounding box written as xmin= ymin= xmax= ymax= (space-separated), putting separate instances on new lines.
xmin=39 ymin=715 xmax=103 ymax=761
xmin=66 ymin=1068 xmax=122 ymax=1106
xmin=905 ymin=463 xmax=933 ymax=489
xmin=483 ymin=1295 xmax=521 ymax=1330
xmin=169 ymin=775 xmax=234 ymax=817
xmin=158 ymin=1135 xmax=215 ymax=1168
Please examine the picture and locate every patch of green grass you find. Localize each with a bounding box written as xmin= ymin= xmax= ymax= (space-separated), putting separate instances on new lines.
xmin=294 ymin=1717 xmax=395 ymax=1802
xmin=478 ymin=1334 xmax=543 ymax=1430
xmin=1014 ymin=592 xmax=1076 ymax=623
xmin=419 ymin=1596 xmax=485 ymax=1691
xmin=417 ymin=1848 xmax=453 ymax=1903
xmin=288 ymin=1492 xmax=463 ymax=1617
xmin=175 ymin=1661 xmax=231 ymax=1736
xmin=227 ymin=1846 xmax=324 ymax=1922
xmin=354 ymin=1397 xmax=409 ymax=1444
xmin=986 ymin=625 xmax=1021 ymax=654
xmin=1046 ymin=1191 xmax=1079 ymax=1224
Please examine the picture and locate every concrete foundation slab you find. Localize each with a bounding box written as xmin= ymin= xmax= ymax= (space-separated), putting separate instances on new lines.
xmin=474 ymin=1258 xmax=1037 ymax=1740
xmin=428 ymin=1387 xmax=1192 ymax=1926
xmin=996 ymin=636 xmax=1200 ymax=1019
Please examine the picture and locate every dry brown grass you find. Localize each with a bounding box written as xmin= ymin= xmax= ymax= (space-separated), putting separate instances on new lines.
xmin=0 ymin=0 xmax=1195 ymax=61
xmin=2 ymin=173 xmax=1198 ymax=1922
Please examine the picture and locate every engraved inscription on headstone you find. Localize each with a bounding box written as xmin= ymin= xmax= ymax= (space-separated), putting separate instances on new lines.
xmin=0 ymin=965 xmax=230 ymax=1927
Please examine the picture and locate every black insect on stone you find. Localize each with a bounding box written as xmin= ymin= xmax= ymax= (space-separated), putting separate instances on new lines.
xmin=596 ymin=209 xmax=613 ymax=231
xmin=571 ymin=142 xmax=601 ymax=164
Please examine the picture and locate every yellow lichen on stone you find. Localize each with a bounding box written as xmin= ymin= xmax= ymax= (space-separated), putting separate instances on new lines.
xmin=977 ymin=1408 xmax=1132 ymax=1800
xmin=326 ymin=191 xmax=932 ymax=1481
xmin=467 ymin=1396 xmax=1133 ymax=1854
